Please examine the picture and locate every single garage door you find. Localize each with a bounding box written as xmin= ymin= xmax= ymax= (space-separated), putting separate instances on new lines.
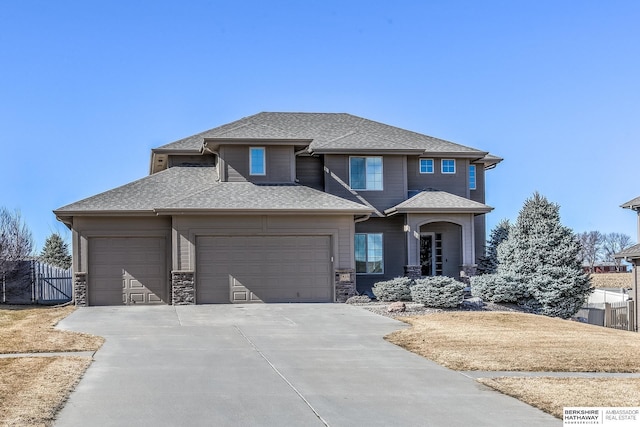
xmin=197 ymin=235 xmax=332 ymax=303
xmin=89 ymin=237 xmax=167 ymax=305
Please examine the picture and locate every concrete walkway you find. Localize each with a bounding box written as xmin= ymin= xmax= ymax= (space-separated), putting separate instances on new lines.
xmin=55 ymin=304 xmax=560 ymax=427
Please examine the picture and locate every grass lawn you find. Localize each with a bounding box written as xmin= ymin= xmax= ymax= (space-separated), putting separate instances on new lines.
xmin=386 ymin=311 xmax=640 ymax=418
xmin=0 ymin=305 xmax=103 ymax=427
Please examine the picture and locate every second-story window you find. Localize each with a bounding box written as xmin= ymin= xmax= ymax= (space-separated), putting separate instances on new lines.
xmin=442 ymin=159 xmax=456 ymax=174
xmin=419 ymin=158 xmax=434 ymax=174
xmin=469 ymin=165 xmax=476 ymax=190
xmin=249 ymin=147 xmax=266 ymax=175
xmin=350 ymin=157 xmax=383 ymax=190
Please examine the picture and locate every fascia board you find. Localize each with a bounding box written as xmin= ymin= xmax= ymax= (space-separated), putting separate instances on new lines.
xmin=390 ymin=207 xmax=494 ymax=214
xmin=153 ymin=208 xmax=373 ymax=215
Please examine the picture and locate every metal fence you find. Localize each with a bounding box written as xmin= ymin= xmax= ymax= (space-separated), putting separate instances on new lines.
xmin=1 ymin=260 xmax=72 ymax=304
xmin=575 ymin=301 xmax=635 ymax=332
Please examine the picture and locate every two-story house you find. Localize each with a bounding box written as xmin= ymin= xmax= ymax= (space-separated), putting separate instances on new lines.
xmin=54 ymin=112 xmax=501 ymax=306
xmin=615 ymin=196 xmax=640 ymax=332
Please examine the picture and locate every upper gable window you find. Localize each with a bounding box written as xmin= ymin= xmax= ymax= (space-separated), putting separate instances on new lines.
xmin=350 ymin=157 xmax=383 ymax=190
xmin=441 ymin=159 xmax=456 ymax=174
xmin=419 ymin=158 xmax=434 ymax=174
xmin=249 ymin=147 xmax=266 ymax=176
xmin=469 ymin=165 xmax=477 ymax=190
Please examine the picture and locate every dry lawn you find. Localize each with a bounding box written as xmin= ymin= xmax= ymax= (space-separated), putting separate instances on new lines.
xmin=0 ymin=305 xmax=103 ymax=353
xmin=0 ymin=305 xmax=103 ymax=426
xmin=386 ymin=311 xmax=640 ymax=372
xmin=386 ymin=311 xmax=640 ymax=419
xmin=0 ymin=357 xmax=91 ymax=427
xmin=589 ymin=273 xmax=632 ymax=289
xmin=478 ymin=377 xmax=640 ymax=419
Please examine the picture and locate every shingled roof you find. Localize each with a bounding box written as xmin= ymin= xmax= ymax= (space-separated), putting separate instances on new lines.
xmin=621 ymin=196 xmax=640 ymax=211
xmin=54 ymin=165 xmax=373 ymax=218
xmin=384 ymin=189 xmax=493 ymax=215
xmin=614 ymin=243 xmax=640 ymax=260
xmin=156 ymin=112 xmax=490 ymax=157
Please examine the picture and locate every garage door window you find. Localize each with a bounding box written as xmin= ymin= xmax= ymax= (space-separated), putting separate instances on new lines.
xmin=355 ymin=233 xmax=383 ymax=274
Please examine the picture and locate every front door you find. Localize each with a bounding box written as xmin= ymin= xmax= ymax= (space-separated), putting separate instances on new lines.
xmin=420 ymin=232 xmax=443 ymax=276
xmin=420 ymin=233 xmax=434 ymax=276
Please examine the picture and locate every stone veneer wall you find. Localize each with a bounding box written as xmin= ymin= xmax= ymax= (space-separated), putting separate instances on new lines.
xmin=171 ymin=270 xmax=195 ymax=305
xmin=335 ymin=269 xmax=356 ymax=302
xmin=403 ymin=265 xmax=421 ymax=280
xmin=74 ymin=272 xmax=87 ymax=307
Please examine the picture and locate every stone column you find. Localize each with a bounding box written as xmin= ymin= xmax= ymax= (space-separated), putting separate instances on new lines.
xmin=74 ymin=272 xmax=88 ymax=307
xmin=404 ymin=265 xmax=421 ymax=280
xmin=172 ymin=270 xmax=195 ymax=305
xmin=335 ymin=269 xmax=356 ymax=302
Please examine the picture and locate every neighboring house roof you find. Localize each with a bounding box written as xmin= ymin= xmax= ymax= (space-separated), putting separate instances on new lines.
xmin=54 ymin=165 xmax=373 ymax=219
xmin=621 ymin=196 xmax=640 ymax=211
xmin=156 ymin=112 xmax=494 ymax=158
xmin=384 ymin=189 xmax=493 ymax=215
xmin=615 ymin=244 xmax=640 ymax=260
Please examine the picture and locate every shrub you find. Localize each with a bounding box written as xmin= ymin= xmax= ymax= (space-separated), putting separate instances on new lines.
xmin=372 ymin=277 xmax=414 ymax=302
xmin=411 ymin=276 xmax=464 ymax=308
xmin=470 ymin=274 xmax=523 ymax=303
xmin=345 ymin=295 xmax=372 ymax=304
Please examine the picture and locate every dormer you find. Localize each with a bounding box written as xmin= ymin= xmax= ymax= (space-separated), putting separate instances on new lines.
xmin=202 ymin=139 xmax=310 ymax=183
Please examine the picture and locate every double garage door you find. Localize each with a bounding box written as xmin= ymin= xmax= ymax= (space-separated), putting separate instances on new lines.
xmin=196 ymin=235 xmax=333 ymax=303
xmin=87 ymin=235 xmax=333 ymax=305
xmin=88 ymin=237 xmax=168 ymax=306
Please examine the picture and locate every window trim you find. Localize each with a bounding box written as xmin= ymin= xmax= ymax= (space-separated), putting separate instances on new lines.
xmin=349 ymin=156 xmax=383 ymax=191
xmin=441 ymin=159 xmax=456 ymax=174
xmin=355 ymin=233 xmax=384 ymax=274
xmin=249 ymin=147 xmax=266 ymax=176
xmin=469 ymin=164 xmax=477 ymax=190
xmin=419 ymin=158 xmax=434 ymax=174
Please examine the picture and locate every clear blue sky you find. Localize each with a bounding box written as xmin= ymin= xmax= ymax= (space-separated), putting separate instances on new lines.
xmin=1 ymin=1 xmax=639 ymax=251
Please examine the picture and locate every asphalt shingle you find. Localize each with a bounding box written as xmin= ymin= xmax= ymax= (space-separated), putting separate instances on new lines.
xmin=55 ymin=166 xmax=372 ymax=214
xmin=157 ymin=112 xmax=490 ymax=156
xmin=385 ymin=189 xmax=493 ymax=214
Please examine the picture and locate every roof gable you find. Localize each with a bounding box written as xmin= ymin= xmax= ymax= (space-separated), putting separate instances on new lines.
xmin=384 ymin=189 xmax=493 ymax=215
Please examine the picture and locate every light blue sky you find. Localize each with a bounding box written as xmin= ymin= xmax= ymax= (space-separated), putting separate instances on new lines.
xmin=1 ymin=1 xmax=639 ymax=250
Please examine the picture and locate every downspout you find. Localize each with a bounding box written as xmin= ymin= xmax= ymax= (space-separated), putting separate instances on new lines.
xmin=202 ymin=143 xmax=221 ymax=182
xmin=355 ymin=214 xmax=371 ymax=223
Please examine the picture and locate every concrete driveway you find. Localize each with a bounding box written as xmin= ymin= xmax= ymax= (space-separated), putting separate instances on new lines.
xmin=55 ymin=304 xmax=560 ymax=426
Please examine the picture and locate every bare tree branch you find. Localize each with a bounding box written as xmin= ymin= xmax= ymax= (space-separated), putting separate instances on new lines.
xmin=577 ymin=231 xmax=603 ymax=272
xmin=0 ymin=208 xmax=35 ymax=275
xmin=602 ymin=232 xmax=634 ymax=271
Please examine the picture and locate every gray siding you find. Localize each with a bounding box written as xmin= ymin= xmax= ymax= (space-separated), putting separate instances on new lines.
xmin=470 ymin=163 xmax=485 ymax=204
xmin=354 ymin=216 xmax=406 ymax=293
xmin=296 ymin=155 xmax=324 ymax=190
xmin=407 ymin=157 xmax=468 ymax=197
xmin=474 ymin=215 xmax=486 ymax=266
xmin=220 ymin=145 xmax=294 ymax=183
xmin=323 ymin=154 xmax=407 ymax=213
xmin=172 ymin=214 xmax=355 ymax=272
xmin=470 ymin=164 xmax=486 ymax=267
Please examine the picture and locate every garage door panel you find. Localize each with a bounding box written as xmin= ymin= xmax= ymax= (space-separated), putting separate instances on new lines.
xmin=197 ymin=235 xmax=332 ymax=304
xmin=89 ymin=237 xmax=167 ymax=306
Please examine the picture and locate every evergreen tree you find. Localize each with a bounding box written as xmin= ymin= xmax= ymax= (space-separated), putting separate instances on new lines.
xmin=496 ymin=192 xmax=591 ymax=318
xmin=477 ymin=219 xmax=510 ymax=274
xmin=40 ymin=233 xmax=72 ymax=269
